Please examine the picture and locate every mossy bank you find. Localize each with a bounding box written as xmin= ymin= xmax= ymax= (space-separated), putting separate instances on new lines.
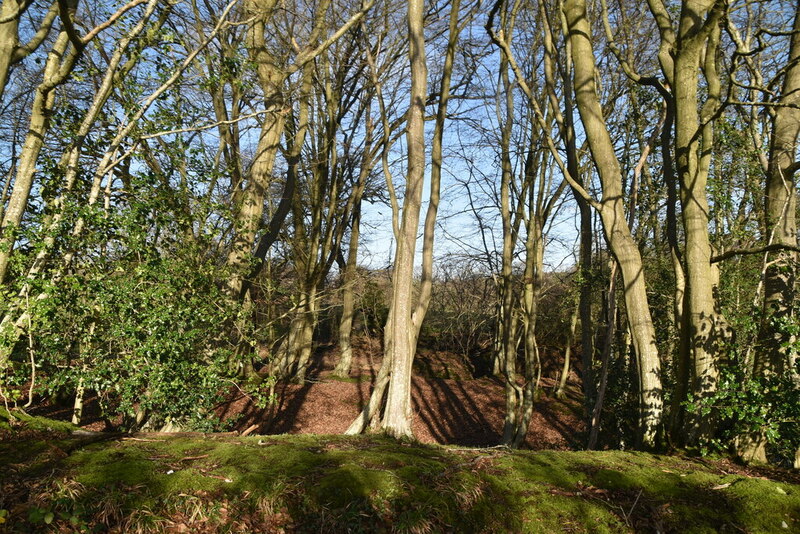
xmin=1 ymin=409 xmax=798 ymax=533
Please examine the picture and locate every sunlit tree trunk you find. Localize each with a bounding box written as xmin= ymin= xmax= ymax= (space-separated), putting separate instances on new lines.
xmin=497 ymin=49 xmax=521 ymax=444
xmin=564 ymin=0 xmax=663 ymax=448
xmin=0 ymin=24 xmax=78 ymax=282
xmin=0 ymin=0 xmax=58 ymax=101
xmin=672 ymin=0 xmax=729 ymax=444
xmin=224 ymin=0 xmax=284 ymax=299
xmin=380 ymin=0 xmax=427 ymax=439
xmin=740 ymin=2 xmax=800 ymax=464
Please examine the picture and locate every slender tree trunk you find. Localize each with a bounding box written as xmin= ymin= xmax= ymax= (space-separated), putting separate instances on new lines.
xmin=513 ymin=214 xmax=544 ymax=447
xmin=334 ymin=205 xmax=362 ymax=378
xmin=588 ymin=263 xmax=618 ymax=450
xmin=740 ymin=1 xmax=800 ymax=463
xmin=498 ymin=57 xmax=519 ymax=442
xmin=564 ymin=0 xmax=663 ymax=448
xmin=556 ymin=296 xmax=580 ymax=399
xmin=555 ymin=25 xmax=595 ymax=420
xmin=380 ymin=0 xmax=427 ymax=439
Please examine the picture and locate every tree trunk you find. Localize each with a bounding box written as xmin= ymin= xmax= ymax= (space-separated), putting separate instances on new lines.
xmin=741 ymin=1 xmax=800 ymax=463
xmin=0 ymin=1 xmax=58 ymax=101
xmin=334 ymin=206 xmax=362 ymax=378
xmin=588 ymin=263 xmax=618 ymax=450
xmin=672 ymin=0 xmax=729 ymax=444
xmin=513 ymin=214 xmax=545 ymax=448
xmin=379 ymin=0 xmax=427 ymax=439
xmin=556 ymin=297 xmax=580 ymax=399
xmin=0 ymin=28 xmax=76 ymax=282
xmin=564 ymin=0 xmax=663 ymax=448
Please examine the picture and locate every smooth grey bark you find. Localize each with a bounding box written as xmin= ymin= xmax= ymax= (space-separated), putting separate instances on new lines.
xmin=564 ymin=0 xmax=663 ymax=448
xmin=380 ymin=0 xmax=427 ymax=438
xmin=672 ymin=0 xmax=730 ymax=444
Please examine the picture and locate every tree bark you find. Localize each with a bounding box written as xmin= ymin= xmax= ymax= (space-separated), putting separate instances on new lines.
xmin=0 ymin=26 xmax=77 ymax=282
xmin=379 ymin=0 xmax=427 ymax=439
xmin=741 ymin=0 xmax=800 ymax=463
xmin=564 ymin=0 xmax=663 ymax=448
xmin=672 ymin=0 xmax=729 ymax=444
xmin=334 ymin=205 xmax=362 ymax=378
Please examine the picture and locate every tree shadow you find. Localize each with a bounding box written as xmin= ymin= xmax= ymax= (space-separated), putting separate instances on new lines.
xmin=412 ymin=375 xmax=503 ymax=446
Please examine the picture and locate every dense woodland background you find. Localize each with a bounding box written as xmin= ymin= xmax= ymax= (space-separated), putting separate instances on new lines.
xmin=0 ymin=0 xmax=798 ymax=468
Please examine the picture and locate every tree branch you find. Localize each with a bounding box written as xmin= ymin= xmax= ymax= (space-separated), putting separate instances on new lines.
xmin=711 ymin=243 xmax=800 ymax=264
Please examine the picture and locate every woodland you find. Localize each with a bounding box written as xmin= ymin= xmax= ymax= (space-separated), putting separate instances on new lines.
xmin=1 ymin=0 xmax=800 ymax=528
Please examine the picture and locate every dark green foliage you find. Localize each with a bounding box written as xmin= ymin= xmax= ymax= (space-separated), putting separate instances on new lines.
xmin=27 ymin=249 xmax=238 ymax=430
xmin=686 ymin=363 xmax=800 ymax=465
xmin=1 ymin=155 xmax=244 ymax=430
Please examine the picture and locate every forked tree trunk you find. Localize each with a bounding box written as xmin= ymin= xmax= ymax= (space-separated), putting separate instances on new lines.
xmin=379 ymin=0 xmax=427 ymax=439
xmin=672 ymin=0 xmax=730 ymax=444
xmin=347 ymin=0 xmax=463 ymax=437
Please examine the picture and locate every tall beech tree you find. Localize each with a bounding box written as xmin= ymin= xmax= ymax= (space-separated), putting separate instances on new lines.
xmin=563 ymin=0 xmax=663 ymax=448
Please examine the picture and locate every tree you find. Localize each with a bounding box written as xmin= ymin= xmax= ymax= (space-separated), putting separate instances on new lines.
xmin=563 ymin=0 xmax=663 ymax=448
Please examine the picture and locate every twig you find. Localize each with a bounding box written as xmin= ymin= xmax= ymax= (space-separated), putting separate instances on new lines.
xmin=23 ymin=290 xmax=35 ymax=408
xmin=179 ymin=454 xmax=210 ymax=462
xmin=623 ymin=489 xmax=643 ymax=525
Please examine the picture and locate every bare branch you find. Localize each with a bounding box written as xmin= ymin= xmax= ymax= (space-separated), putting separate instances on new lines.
xmin=711 ymin=243 xmax=800 ymax=264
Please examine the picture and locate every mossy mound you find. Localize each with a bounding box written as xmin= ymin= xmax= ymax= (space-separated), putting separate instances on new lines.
xmin=1 ymin=412 xmax=798 ymax=532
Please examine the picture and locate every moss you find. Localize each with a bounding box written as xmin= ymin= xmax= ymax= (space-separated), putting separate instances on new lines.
xmin=312 ymin=463 xmax=401 ymax=507
xmin=0 ymin=407 xmax=78 ymax=434
xmin=2 ymin=419 xmax=800 ymax=533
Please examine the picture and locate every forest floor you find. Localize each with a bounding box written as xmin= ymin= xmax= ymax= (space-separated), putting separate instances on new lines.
xmin=32 ymin=336 xmax=587 ymax=450
xmin=5 ymin=340 xmax=800 ymax=532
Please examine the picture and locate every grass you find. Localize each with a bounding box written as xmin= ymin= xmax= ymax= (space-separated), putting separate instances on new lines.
xmin=1 ymin=410 xmax=799 ymax=532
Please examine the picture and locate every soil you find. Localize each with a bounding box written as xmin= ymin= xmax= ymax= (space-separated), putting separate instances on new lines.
xmin=32 ymin=336 xmax=587 ymax=450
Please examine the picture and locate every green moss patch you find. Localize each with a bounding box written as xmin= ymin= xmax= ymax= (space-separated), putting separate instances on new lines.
xmin=1 ymin=420 xmax=798 ymax=532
